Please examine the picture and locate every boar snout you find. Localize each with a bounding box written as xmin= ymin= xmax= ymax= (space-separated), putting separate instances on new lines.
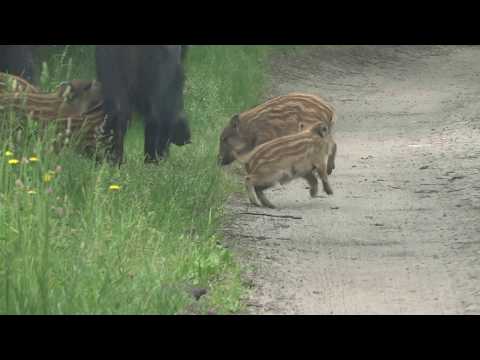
xmin=218 ymin=153 xmax=234 ymax=166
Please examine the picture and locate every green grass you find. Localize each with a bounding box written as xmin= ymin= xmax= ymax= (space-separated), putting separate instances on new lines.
xmin=0 ymin=45 xmax=280 ymax=314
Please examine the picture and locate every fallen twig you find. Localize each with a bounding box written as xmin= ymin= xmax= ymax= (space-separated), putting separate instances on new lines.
xmin=238 ymin=212 xmax=303 ymax=220
xmin=447 ymin=188 xmax=465 ymax=193
xmin=246 ymin=302 xmax=264 ymax=308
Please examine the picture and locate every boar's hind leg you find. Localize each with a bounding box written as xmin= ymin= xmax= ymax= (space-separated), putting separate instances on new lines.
xmin=315 ymin=160 xmax=334 ymax=195
xmin=303 ymin=172 xmax=319 ymax=197
xmin=145 ymin=67 xmax=186 ymax=163
xmin=321 ymin=177 xmax=333 ymax=195
xmin=319 ymin=168 xmax=333 ymax=195
xmin=245 ymin=177 xmax=262 ymax=207
xmin=255 ymin=186 xmax=276 ymax=209
xmin=327 ymin=141 xmax=337 ymax=175
xmin=103 ymin=100 xmax=130 ymax=165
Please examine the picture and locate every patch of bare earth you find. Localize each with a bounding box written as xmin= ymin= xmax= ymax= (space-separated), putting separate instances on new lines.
xmin=224 ymin=45 xmax=480 ymax=315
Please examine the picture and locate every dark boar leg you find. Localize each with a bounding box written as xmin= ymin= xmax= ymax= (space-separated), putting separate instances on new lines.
xmin=255 ymin=186 xmax=276 ymax=209
xmin=145 ymin=96 xmax=177 ymax=162
xmin=144 ymin=119 xmax=171 ymax=163
xmin=113 ymin=112 xmax=129 ymax=165
xmin=327 ymin=141 xmax=337 ymax=175
xmin=303 ymin=172 xmax=319 ymax=197
xmin=103 ymin=98 xmax=130 ymax=165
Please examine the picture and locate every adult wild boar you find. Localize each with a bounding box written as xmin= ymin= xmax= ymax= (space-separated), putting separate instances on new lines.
xmin=218 ymin=93 xmax=338 ymax=175
xmin=0 ymin=45 xmax=35 ymax=83
xmin=95 ymin=45 xmax=191 ymax=164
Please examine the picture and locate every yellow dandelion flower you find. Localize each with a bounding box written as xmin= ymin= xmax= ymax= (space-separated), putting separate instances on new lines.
xmin=8 ymin=159 xmax=20 ymax=165
xmin=5 ymin=150 xmax=14 ymax=157
xmin=43 ymin=173 xmax=54 ymax=183
xmin=29 ymin=156 xmax=40 ymax=163
xmin=108 ymin=184 xmax=122 ymax=192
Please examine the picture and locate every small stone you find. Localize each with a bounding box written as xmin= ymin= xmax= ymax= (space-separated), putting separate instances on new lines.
xmin=191 ymin=288 xmax=208 ymax=301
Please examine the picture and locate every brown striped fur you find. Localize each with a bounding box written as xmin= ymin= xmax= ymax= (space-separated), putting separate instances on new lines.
xmin=237 ymin=122 xmax=334 ymax=209
xmin=218 ymin=92 xmax=337 ymax=175
xmin=0 ymin=72 xmax=39 ymax=93
xmin=53 ymin=79 xmax=103 ymax=115
xmin=0 ymin=77 xmax=107 ymax=154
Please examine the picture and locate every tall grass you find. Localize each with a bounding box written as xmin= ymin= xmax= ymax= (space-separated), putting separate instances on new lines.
xmin=0 ymin=45 xmax=273 ymax=314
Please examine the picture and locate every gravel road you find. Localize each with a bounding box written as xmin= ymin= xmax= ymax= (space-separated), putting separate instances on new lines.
xmin=225 ymin=45 xmax=480 ymax=315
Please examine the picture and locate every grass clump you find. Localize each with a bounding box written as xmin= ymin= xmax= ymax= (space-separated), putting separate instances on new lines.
xmin=0 ymin=45 xmax=278 ymax=314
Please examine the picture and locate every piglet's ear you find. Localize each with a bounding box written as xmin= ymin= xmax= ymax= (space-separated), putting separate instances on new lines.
xmin=310 ymin=123 xmax=325 ymax=137
xmin=57 ymin=83 xmax=74 ymax=102
xmin=83 ymin=81 xmax=93 ymax=92
xmin=231 ymin=114 xmax=240 ymax=131
xmin=57 ymin=82 xmax=71 ymax=97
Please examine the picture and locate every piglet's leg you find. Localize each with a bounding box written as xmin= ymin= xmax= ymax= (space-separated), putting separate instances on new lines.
xmin=327 ymin=141 xmax=337 ymax=175
xmin=303 ymin=172 xmax=319 ymax=198
xmin=255 ymin=186 xmax=276 ymax=209
xmin=320 ymin=172 xmax=334 ymax=195
xmin=315 ymin=159 xmax=333 ymax=195
xmin=245 ymin=176 xmax=262 ymax=207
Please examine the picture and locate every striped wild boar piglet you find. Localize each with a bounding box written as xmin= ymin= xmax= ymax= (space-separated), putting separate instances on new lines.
xmin=238 ymin=122 xmax=335 ymax=209
xmin=218 ymin=93 xmax=337 ymax=175
xmin=54 ymin=79 xmax=104 ymax=115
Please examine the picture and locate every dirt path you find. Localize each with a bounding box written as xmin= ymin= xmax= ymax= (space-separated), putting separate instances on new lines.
xmin=225 ymin=45 xmax=480 ymax=315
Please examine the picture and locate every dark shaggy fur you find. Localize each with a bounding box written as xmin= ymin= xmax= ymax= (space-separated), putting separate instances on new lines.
xmin=0 ymin=45 xmax=35 ymax=83
xmin=95 ymin=45 xmax=191 ymax=164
